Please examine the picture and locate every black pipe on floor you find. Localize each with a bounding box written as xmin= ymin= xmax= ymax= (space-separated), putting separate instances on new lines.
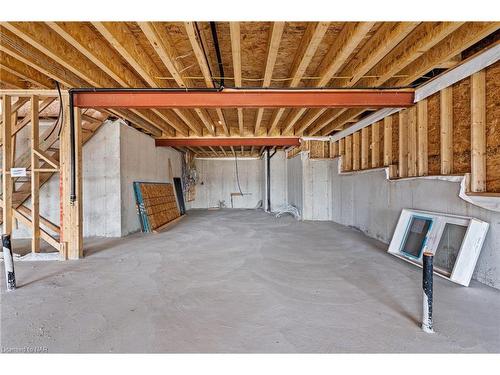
xmin=422 ymin=252 xmax=434 ymax=333
xmin=2 ymin=234 xmax=16 ymax=291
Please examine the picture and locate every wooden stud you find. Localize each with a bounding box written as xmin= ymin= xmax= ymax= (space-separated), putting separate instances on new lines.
xmin=470 ymin=70 xmax=486 ymax=192
xmin=30 ymin=95 xmax=40 ymax=253
xmin=399 ymin=110 xmax=408 ymax=178
xmin=329 ymin=140 xmax=339 ymax=158
xmin=361 ymin=127 xmax=369 ymax=169
xmin=440 ymin=86 xmax=453 ymax=174
xmin=2 ymin=95 xmax=13 ymax=234
xmin=417 ymin=99 xmax=428 ymax=176
xmin=407 ymin=106 xmax=417 ymax=177
xmin=383 ymin=116 xmax=393 ymax=166
xmin=339 ymin=138 xmax=345 ymax=156
xmin=344 ymin=136 xmax=352 ymax=171
xmin=353 ymin=131 xmax=360 ymax=171
xmin=371 ymin=121 xmax=380 ymax=168
xmin=60 ymin=99 xmax=83 ymax=259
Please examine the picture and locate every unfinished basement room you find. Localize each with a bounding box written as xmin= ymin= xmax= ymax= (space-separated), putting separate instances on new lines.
xmin=1 ymin=4 xmax=500 ymax=362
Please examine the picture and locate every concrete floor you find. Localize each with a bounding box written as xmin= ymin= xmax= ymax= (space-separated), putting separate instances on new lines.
xmin=1 ymin=209 xmax=499 ymax=353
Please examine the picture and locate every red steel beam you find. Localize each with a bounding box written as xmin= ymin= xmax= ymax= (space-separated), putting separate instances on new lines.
xmin=73 ymin=89 xmax=415 ymax=109
xmin=155 ymin=137 xmax=301 ymax=147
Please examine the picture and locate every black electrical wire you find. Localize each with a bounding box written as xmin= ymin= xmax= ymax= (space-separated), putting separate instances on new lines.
xmin=194 ymin=22 xmax=218 ymax=88
xmin=44 ymin=80 xmax=63 ymax=141
xmin=210 ymin=21 xmax=225 ymax=88
xmin=233 ymin=150 xmax=243 ymax=195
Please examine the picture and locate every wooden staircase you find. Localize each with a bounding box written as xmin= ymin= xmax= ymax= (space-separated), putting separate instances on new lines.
xmin=1 ymin=103 xmax=109 ymax=229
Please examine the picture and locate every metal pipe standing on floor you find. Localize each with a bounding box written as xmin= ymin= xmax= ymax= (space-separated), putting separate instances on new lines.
xmin=2 ymin=234 xmax=16 ymax=291
xmin=422 ymin=252 xmax=434 ymax=333
xmin=266 ymin=148 xmax=271 ymax=212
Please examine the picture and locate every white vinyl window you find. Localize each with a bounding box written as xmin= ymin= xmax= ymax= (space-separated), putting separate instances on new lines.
xmin=388 ymin=209 xmax=489 ymax=286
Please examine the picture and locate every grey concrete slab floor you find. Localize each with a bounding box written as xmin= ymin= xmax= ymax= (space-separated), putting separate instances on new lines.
xmin=1 ymin=209 xmax=499 ymax=353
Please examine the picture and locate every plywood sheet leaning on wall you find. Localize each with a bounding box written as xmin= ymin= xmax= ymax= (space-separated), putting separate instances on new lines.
xmin=133 ymin=182 xmax=182 ymax=233
xmin=486 ymin=61 xmax=500 ymax=192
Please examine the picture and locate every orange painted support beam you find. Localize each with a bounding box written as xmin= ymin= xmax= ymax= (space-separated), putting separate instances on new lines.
xmin=155 ymin=137 xmax=301 ymax=147
xmin=73 ymin=89 xmax=415 ymax=109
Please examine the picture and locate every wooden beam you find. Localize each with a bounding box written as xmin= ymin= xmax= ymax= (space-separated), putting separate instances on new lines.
xmin=470 ymin=70 xmax=486 ymax=192
xmin=0 ymin=51 xmax=54 ymax=88
xmin=440 ymin=86 xmax=453 ymax=174
xmin=392 ymin=22 xmax=500 ymax=87
xmin=184 ymin=22 xmax=229 ymax=136
xmin=2 ymin=95 xmax=13 ymax=234
xmin=398 ymin=110 xmax=409 ymax=178
xmin=30 ymin=95 xmax=40 ymax=253
xmin=307 ymin=22 xmax=419 ymax=135
xmin=366 ymin=22 xmax=464 ymax=87
xmin=267 ymin=22 xmax=330 ymax=135
xmin=417 ymin=99 xmax=428 ymax=176
xmin=229 ymin=22 xmax=244 ymax=136
xmin=254 ymin=22 xmax=285 ymax=135
xmin=1 ymin=23 xmax=164 ymax=136
xmin=361 ymin=127 xmax=369 ymax=169
xmin=0 ymin=25 xmax=87 ymax=88
xmin=415 ymin=41 xmax=500 ymax=102
xmin=407 ymin=106 xmax=417 ymax=177
xmin=85 ymin=22 xmax=194 ymax=136
xmin=137 ymin=22 xmax=213 ymax=136
xmin=371 ymin=121 xmax=380 ymax=168
xmin=288 ymin=22 xmax=375 ymax=135
xmin=346 ymin=22 xmax=420 ymax=87
xmin=383 ymin=116 xmax=393 ymax=166
xmin=353 ymin=131 xmax=360 ymax=171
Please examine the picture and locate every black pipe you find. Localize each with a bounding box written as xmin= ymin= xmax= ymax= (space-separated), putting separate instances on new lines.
xmin=266 ymin=148 xmax=271 ymax=212
xmin=66 ymin=84 xmax=413 ymax=204
xmin=422 ymin=252 xmax=434 ymax=333
xmin=68 ymin=86 xmax=412 ymax=93
xmin=210 ymin=22 xmax=225 ymax=88
xmin=69 ymin=91 xmax=76 ymax=204
xmin=67 ymin=87 xmax=224 ymax=204
xmin=2 ymin=234 xmax=16 ymax=291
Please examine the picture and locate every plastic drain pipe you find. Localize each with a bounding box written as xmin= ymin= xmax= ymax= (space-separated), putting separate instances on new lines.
xmin=2 ymin=234 xmax=16 ymax=291
xmin=422 ymin=252 xmax=434 ymax=333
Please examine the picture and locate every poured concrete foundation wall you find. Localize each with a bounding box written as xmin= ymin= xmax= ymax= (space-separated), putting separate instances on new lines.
xmin=289 ymin=154 xmax=500 ymax=289
xmin=5 ymin=120 xmax=182 ymax=238
xmin=262 ymin=150 xmax=287 ymax=212
xmin=119 ymin=124 xmax=182 ymax=235
xmin=286 ymin=154 xmax=303 ymax=217
xmin=190 ymin=158 xmax=263 ymax=209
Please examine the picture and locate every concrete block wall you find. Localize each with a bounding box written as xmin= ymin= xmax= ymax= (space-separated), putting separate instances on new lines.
xmin=286 ymin=154 xmax=500 ymax=289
